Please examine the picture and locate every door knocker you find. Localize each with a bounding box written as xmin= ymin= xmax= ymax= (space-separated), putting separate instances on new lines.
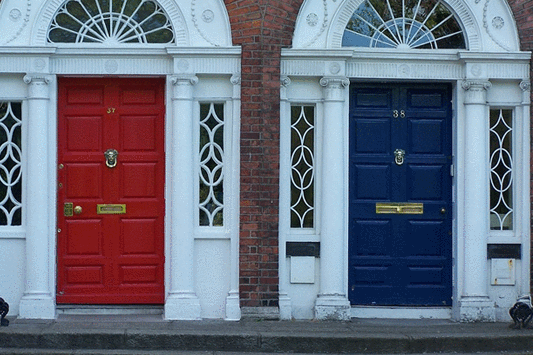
xmin=104 ymin=149 xmax=118 ymax=168
xmin=394 ymin=149 xmax=405 ymax=166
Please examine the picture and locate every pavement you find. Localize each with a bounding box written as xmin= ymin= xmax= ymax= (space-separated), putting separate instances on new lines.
xmin=1 ymin=315 xmax=533 ymax=354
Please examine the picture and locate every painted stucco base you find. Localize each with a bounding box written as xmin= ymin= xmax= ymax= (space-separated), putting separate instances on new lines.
xmin=315 ymin=295 xmax=351 ymax=320
xmin=18 ymin=296 xmax=55 ymax=319
xmin=164 ymin=295 xmax=202 ymax=320
xmin=458 ymin=297 xmax=497 ymax=322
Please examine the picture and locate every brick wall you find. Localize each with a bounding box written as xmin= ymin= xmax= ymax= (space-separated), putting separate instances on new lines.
xmin=508 ymin=0 xmax=533 ymax=293
xmin=224 ymin=0 xmax=304 ymax=307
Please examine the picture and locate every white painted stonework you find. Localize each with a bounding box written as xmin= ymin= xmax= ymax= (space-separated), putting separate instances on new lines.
xmin=281 ymin=0 xmax=531 ymax=321
xmin=0 ymin=0 xmax=240 ymax=320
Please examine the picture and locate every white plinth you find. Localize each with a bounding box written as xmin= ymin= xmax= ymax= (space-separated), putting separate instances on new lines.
xmin=459 ymin=296 xmax=496 ymax=322
xmin=18 ymin=294 xmax=55 ymax=319
xmin=315 ymin=294 xmax=351 ymax=320
xmin=164 ymin=294 xmax=201 ymax=320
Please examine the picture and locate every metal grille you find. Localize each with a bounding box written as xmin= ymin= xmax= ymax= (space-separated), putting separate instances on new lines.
xmin=489 ymin=109 xmax=513 ymax=230
xmin=290 ymin=105 xmax=315 ymax=228
xmin=0 ymin=102 xmax=22 ymax=226
xmin=343 ymin=0 xmax=466 ymax=49
xmin=48 ymin=0 xmax=175 ymax=44
xmin=199 ymin=103 xmax=224 ymax=227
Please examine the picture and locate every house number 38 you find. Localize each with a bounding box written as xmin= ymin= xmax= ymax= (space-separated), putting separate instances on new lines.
xmin=107 ymin=107 xmax=116 ymax=114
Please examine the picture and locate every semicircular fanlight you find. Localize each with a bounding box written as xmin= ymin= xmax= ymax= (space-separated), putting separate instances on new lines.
xmin=343 ymin=0 xmax=466 ymax=49
xmin=48 ymin=0 xmax=175 ymax=44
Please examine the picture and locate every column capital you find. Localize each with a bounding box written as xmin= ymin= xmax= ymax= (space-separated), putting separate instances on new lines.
xmin=23 ymin=74 xmax=51 ymax=86
xmin=231 ymin=74 xmax=241 ymax=100
xmin=230 ymin=74 xmax=241 ymax=86
xmin=281 ymin=76 xmax=291 ymax=88
xmin=520 ymin=80 xmax=531 ymax=92
xmin=462 ymin=80 xmax=491 ymax=105
xmin=170 ymin=75 xmax=198 ymax=100
xmin=24 ymin=74 xmax=52 ymax=100
xmin=320 ymin=77 xmax=349 ymax=102
xmin=170 ymin=74 xmax=198 ymax=87
xmin=280 ymin=76 xmax=291 ymax=101
xmin=319 ymin=76 xmax=350 ymax=89
xmin=461 ymin=79 xmax=491 ymax=92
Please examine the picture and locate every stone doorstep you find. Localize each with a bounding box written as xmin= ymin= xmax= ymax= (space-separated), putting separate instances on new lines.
xmin=2 ymin=321 xmax=533 ymax=354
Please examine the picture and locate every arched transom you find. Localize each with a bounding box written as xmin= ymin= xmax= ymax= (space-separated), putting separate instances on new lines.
xmin=342 ymin=0 xmax=466 ymax=49
xmin=48 ymin=0 xmax=175 ymax=44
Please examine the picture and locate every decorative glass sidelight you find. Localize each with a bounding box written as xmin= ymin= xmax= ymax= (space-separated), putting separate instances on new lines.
xmin=48 ymin=0 xmax=175 ymax=44
xmin=343 ymin=0 xmax=466 ymax=49
xmin=199 ymin=103 xmax=224 ymax=227
xmin=290 ymin=105 xmax=315 ymax=228
xmin=489 ymin=109 xmax=513 ymax=230
xmin=0 ymin=102 xmax=22 ymax=226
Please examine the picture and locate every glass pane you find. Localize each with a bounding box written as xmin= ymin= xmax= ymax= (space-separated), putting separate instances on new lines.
xmin=290 ymin=105 xmax=315 ymax=228
xmin=489 ymin=109 xmax=513 ymax=230
xmin=199 ymin=103 xmax=224 ymax=227
xmin=48 ymin=0 xmax=175 ymax=44
xmin=343 ymin=0 xmax=466 ymax=49
xmin=0 ymin=102 xmax=22 ymax=226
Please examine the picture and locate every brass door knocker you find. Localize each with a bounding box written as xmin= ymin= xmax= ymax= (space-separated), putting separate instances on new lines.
xmin=104 ymin=149 xmax=118 ymax=168
xmin=394 ymin=149 xmax=405 ymax=166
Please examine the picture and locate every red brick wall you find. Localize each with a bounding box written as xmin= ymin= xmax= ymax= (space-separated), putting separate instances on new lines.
xmin=224 ymin=0 xmax=305 ymax=307
xmin=508 ymin=0 xmax=533 ymax=293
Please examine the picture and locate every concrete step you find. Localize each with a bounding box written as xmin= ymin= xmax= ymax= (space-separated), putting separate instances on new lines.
xmin=1 ymin=317 xmax=533 ymax=354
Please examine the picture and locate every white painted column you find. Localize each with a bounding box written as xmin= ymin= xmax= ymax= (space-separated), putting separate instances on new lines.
xmin=18 ymin=74 xmax=55 ymax=319
xmin=165 ymin=75 xmax=201 ymax=320
xmin=315 ymin=76 xmax=351 ymax=320
xmin=519 ymin=80 xmax=531 ymax=296
xmin=459 ymin=79 xmax=495 ymax=322
xmin=278 ymin=76 xmax=292 ymax=320
xmin=225 ymin=74 xmax=242 ymax=321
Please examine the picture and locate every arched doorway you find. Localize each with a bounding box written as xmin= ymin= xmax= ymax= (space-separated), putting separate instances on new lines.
xmin=0 ymin=0 xmax=241 ymax=320
xmin=280 ymin=0 xmax=530 ymax=321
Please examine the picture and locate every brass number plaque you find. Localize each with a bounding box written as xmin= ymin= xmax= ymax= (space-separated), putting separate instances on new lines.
xmin=97 ymin=204 xmax=126 ymax=214
xmin=64 ymin=202 xmax=73 ymax=217
xmin=376 ymin=202 xmax=423 ymax=215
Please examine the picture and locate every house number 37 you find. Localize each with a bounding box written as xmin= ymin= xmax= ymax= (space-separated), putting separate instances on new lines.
xmin=107 ymin=107 xmax=116 ymax=114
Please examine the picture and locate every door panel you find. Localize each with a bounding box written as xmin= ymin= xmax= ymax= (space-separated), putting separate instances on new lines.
xmin=349 ymin=83 xmax=452 ymax=306
xmin=57 ymin=78 xmax=165 ymax=304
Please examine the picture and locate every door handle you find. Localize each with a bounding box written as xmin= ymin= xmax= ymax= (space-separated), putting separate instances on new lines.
xmin=64 ymin=203 xmax=82 ymax=217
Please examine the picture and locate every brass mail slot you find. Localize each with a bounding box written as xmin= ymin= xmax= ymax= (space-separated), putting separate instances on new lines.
xmin=375 ymin=202 xmax=424 ymax=215
xmin=97 ymin=204 xmax=126 ymax=214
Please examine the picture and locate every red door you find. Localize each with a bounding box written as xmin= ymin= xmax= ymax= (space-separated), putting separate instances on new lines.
xmin=57 ymin=77 xmax=165 ymax=304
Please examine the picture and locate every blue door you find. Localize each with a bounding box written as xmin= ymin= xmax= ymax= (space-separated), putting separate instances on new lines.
xmin=349 ymin=83 xmax=452 ymax=306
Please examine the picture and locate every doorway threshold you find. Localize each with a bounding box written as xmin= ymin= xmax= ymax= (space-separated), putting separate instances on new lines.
xmin=57 ymin=305 xmax=164 ymax=316
xmin=351 ymin=306 xmax=451 ymax=320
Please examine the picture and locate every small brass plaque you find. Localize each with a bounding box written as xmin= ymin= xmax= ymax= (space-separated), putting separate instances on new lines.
xmin=64 ymin=202 xmax=73 ymax=217
xmin=376 ymin=202 xmax=423 ymax=215
xmin=97 ymin=204 xmax=126 ymax=214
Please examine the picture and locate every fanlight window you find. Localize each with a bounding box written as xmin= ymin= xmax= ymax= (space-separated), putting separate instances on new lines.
xmin=343 ymin=0 xmax=466 ymax=49
xmin=48 ymin=0 xmax=175 ymax=44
